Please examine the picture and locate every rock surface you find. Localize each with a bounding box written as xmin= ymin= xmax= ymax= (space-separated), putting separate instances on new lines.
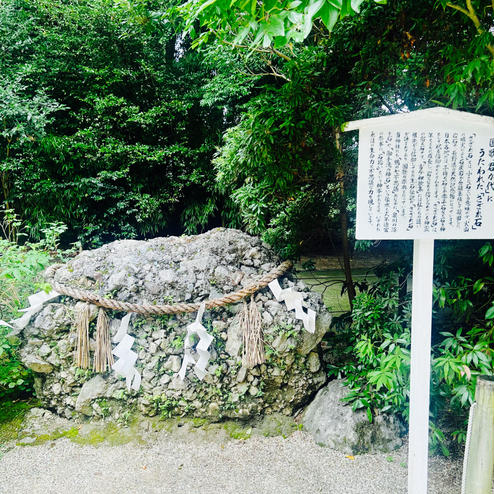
xmin=303 ymin=379 xmax=404 ymax=454
xmin=19 ymin=228 xmax=332 ymax=421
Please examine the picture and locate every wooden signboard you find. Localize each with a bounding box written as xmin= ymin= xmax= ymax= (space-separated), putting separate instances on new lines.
xmin=344 ymin=107 xmax=494 ymax=494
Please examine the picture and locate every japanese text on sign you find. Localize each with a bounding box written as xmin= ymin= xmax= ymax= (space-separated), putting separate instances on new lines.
xmin=356 ymin=127 xmax=494 ymax=239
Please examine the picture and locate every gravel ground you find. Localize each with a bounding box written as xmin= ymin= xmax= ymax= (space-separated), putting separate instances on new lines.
xmin=0 ymin=430 xmax=462 ymax=494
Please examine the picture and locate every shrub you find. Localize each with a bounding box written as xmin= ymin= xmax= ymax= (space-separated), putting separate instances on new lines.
xmin=0 ymin=214 xmax=69 ymax=398
xmin=330 ymin=243 xmax=494 ymax=455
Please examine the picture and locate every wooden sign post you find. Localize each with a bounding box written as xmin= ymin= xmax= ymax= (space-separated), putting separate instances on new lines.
xmin=344 ymin=107 xmax=494 ymax=494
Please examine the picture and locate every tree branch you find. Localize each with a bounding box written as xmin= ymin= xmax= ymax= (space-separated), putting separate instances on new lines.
xmin=216 ymin=36 xmax=292 ymax=61
xmin=270 ymin=47 xmax=292 ymax=62
xmin=239 ymin=70 xmax=290 ymax=81
xmin=446 ymin=2 xmax=470 ymax=18
xmin=446 ymin=1 xmax=494 ymax=58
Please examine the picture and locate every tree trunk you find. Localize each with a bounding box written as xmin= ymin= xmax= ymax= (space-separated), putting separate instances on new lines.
xmin=335 ymin=131 xmax=356 ymax=310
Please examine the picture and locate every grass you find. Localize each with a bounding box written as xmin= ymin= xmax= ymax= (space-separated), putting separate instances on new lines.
xmin=0 ymin=397 xmax=39 ymax=445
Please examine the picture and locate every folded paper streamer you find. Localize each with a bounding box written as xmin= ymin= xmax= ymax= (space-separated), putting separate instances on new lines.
xmin=113 ymin=313 xmax=132 ymax=344
xmin=0 ymin=290 xmax=60 ymax=334
xmin=111 ymin=313 xmax=141 ymax=391
xmin=268 ymin=279 xmax=316 ymax=334
xmin=178 ymin=302 xmax=213 ymax=381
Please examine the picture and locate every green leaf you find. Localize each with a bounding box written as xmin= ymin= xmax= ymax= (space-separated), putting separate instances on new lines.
xmin=486 ymin=305 xmax=494 ymax=320
xmin=351 ymin=0 xmax=366 ymax=12
xmin=307 ymin=0 xmax=325 ymax=18
xmin=472 ymin=279 xmax=484 ymax=294
xmin=265 ymin=15 xmax=285 ymax=37
xmin=318 ymin=3 xmax=339 ymax=30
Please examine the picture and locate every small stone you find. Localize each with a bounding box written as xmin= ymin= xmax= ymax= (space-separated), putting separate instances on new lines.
xmin=237 ymin=383 xmax=249 ymax=395
xmin=262 ymin=311 xmax=274 ymax=325
xmin=143 ymin=369 xmax=155 ymax=380
xmin=23 ymin=356 xmax=53 ymax=374
xmin=163 ymin=356 xmax=182 ymax=373
xmin=225 ymin=317 xmax=242 ymax=357
xmin=168 ymin=375 xmax=186 ymax=390
xmin=75 ymin=375 xmax=109 ymax=416
xmin=307 ymin=352 xmax=321 ymax=373
xmin=38 ymin=343 xmax=51 ymax=357
xmin=248 ymin=386 xmax=259 ymax=396
xmin=212 ymin=321 xmax=227 ymax=332
xmin=152 ymin=330 xmax=165 ymax=340
xmin=159 ymin=269 xmax=177 ymax=283
xmin=57 ymin=340 xmax=70 ymax=355
xmin=46 ymin=353 xmax=61 ymax=366
xmin=160 ymin=374 xmax=172 ymax=385
xmin=236 ymin=366 xmax=247 ymax=383
xmin=52 ymin=383 xmax=62 ymax=395
xmin=303 ymin=379 xmax=404 ymax=454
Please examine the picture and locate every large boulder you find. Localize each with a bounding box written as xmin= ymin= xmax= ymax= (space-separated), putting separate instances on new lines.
xmin=303 ymin=379 xmax=404 ymax=454
xmin=19 ymin=228 xmax=332 ymax=421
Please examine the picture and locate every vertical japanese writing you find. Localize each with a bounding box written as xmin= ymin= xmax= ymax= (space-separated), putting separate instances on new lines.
xmin=448 ymin=133 xmax=458 ymax=226
xmin=473 ymin=146 xmax=486 ymax=229
xmin=487 ymin=138 xmax=494 ymax=203
xmin=376 ymin=131 xmax=384 ymax=232
xmin=401 ymin=132 xmax=410 ymax=220
xmin=432 ymin=132 xmax=442 ymax=233
xmin=368 ymin=132 xmax=376 ymax=225
xmin=407 ymin=132 xmax=418 ymax=231
xmin=464 ymin=134 xmax=475 ymax=232
xmin=440 ymin=132 xmax=450 ymax=231
xmin=383 ymin=132 xmax=393 ymax=232
xmin=456 ymin=134 xmax=466 ymax=229
xmin=391 ymin=132 xmax=401 ymax=232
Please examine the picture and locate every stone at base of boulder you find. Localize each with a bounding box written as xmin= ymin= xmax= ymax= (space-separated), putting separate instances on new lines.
xmin=75 ymin=375 xmax=109 ymax=416
xmin=302 ymin=378 xmax=404 ymax=454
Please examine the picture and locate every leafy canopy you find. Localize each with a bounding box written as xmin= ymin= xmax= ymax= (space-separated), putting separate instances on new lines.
xmin=179 ymin=0 xmax=387 ymax=49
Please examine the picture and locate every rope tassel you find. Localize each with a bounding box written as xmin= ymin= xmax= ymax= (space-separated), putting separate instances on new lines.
xmin=93 ymin=308 xmax=114 ymax=373
xmin=240 ymin=296 xmax=265 ymax=369
xmin=75 ymin=303 xmax=91 ymax=369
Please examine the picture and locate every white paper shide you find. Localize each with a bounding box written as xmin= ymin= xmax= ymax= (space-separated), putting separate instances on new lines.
xmin=268 ymin=279 xmax=316 ymax=334
xmin=178 ymin=302 xmax=214 ymax=381
xmin=112 ymin=313 xmax=141 ymax=391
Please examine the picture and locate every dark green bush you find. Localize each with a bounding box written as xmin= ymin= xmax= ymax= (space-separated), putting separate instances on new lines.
xmin=330 ymin=242 xmax=494 ymax=455
xmin=0 ymin=0 xmax=233 ymax=246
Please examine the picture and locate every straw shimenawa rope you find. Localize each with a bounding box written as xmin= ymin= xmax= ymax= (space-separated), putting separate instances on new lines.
xmin=44 ymin=260 xmax=293 ymax=315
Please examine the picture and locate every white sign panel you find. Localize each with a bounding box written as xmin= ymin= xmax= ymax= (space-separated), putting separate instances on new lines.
xmin=355 ymin=119 xmax=494 ymax=240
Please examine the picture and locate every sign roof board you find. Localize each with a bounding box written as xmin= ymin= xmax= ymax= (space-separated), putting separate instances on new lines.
xmin=343 ymin=107 xmax=494 ymax=240
xmin=343 ymin=107 xmax=494 ymax=132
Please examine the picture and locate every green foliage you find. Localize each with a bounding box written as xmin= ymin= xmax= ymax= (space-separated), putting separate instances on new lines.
xmin=0 ymin=241 xmax=51 ymax=322
xmin=0 ymin=0 xmax=236 ymax=246
xmin=332 ymin=244 xmax=494 ymax=454
xmin=179 ymin=0 xmax=387 ymax=49
xmin=0 ymin=211 xmax=70 ymax=398
xmin=214 ymin=52 xmax=346 ymax=256
xmin=329 ymin=271 xmax=411 ymax=421
xmin=0 ymin=329 xmax=33 ymax=398
xmin=435 ymin=1 xmax=494 ymax=110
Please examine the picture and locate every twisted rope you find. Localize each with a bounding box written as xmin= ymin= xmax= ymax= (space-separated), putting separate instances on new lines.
xmin=44 ymin=260 xmax=293 ymax=315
